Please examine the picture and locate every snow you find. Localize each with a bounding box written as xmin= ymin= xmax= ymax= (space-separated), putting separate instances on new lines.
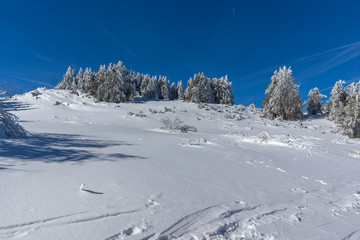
xmin=1 ymin=88 xmax=360 ymax=239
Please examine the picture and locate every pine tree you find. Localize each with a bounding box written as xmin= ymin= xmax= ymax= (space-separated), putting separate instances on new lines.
xmin=160 ymin=76 xmax=169 ymax=100
xmin=56 ymin=66 xmax=76 ymax=90
xmin=322 ymin=100 xmax=332 ymax=116
xmin=262 ymin=66 xmax=303 ymax=120
xmin=73 ymin=68 xmax=83 ymax=91
xmin=343 ymin=82 xmax=360 ymax=138
xmin=94 ymin=65 xmax=107 ymax=101
xmin=169 ymin=82 xmax=178 ymax=100
xmin=83 ymin=67 xmax=94 ymax=93
xmin=185 ymin=73 xmax=214 ymax=103
xmin=306 ymin=87 xmax=326 ymax=115
xmin=328 ymin=80 xmax=347 ymax=124
xmin=213 ymin=76 xmax=234 ymax=105
xmin=177 ymin=80 xmax=185 ymax=100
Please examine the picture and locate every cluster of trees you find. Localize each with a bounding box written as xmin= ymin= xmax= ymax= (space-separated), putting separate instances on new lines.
xmin=326 ymin=80 xmax=360 ymax=138
xmin=262 ymin=66 xmax=360 ymax=138
xmin=56 ymin=61 xmax=234 ymax=105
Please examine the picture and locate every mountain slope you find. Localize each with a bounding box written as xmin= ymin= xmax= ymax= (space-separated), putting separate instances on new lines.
xmin=1 ymin=88 xmax=360 ymax=240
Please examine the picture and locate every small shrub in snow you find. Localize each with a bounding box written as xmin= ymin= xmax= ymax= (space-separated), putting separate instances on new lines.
xmin=349 ymin=150 xmax=360 ymax=158
xmin=31 ymin=90 xmax=41 ymax=97
xmin=164 ymin=107 xmax=174 ymax=113
xmin=223 ymin=114 xmax=243 ymax=121
xmin=127 ymin=111 xmax=146 ymax=118
xmin=149 ymin=108 xmax=158 ymax=114
xmin=294 ymin=121 xmax=304 ymax=129
xmin=257 ymin=131 xmax=271 ymax=143
xmin=160 ymin=118 xmax=197 ymax=133
xmin=182 ymin=137 xmax=207 ymax=146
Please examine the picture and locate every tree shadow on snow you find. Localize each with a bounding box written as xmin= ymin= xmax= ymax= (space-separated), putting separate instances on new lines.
xmin=0 ymin=133 xmax=146 ymax=165
xmin=0 ymin=99 xmax=36 ymax=112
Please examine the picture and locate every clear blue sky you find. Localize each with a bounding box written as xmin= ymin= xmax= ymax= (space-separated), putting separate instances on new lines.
xmin=1 ymin=0 xmax=360 ymax=106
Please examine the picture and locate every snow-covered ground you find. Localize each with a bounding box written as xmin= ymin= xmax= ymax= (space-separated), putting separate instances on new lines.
xmin=1 ymin=88 xmax=360 ymax=240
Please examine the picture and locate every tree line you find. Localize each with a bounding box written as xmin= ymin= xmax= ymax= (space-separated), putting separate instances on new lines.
xmin=55 ymin=61 xmax=234 ymax=105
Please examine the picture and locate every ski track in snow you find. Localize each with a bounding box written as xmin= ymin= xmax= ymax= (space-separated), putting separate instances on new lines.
xmin=0 ymin=209 xmax=143 ymax=239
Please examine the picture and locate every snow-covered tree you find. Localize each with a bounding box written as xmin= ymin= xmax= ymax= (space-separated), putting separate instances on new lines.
xmin=343 ymin=81 xmax=360 ymax=138
xmin=211 ymin=76 xmax=234 ymax=105
xmin=322 ymin=100 xmax=332 ymax=115
xmin=133 ymin=72 xmax=144 ymax=97
xmin=95 ymin=65 xmax=108 ymax=101
xmin=328 ymin=80 xmax=347 ymax=124
xmin=56 ymin=67 xmax=76 ymax=91
xmin=306 ymin=87 xmax=327 ymax=115
xmin=262 ymin=66 xmax=303 ymax=120
xmin=185 ymin=73 xmax=214 ymax=103
xmin=159 ymin=76 xmax=169 ymax=100
xmin=73 ymin=68 xmax=83 ymax=91
xmin=169 ymin=82 xmax=178 ymax=100
xmin=177 ymin=80 xmax=185 ymax=100
xmin=82 ymin=67 xmax=94 ymax=93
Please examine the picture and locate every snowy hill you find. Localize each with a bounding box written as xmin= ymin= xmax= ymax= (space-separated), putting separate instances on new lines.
xmin=1 ymin=88 xmax=360 ymax=240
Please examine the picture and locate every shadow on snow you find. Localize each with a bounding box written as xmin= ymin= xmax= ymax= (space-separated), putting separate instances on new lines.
xmin=0 ymin=133 xmax=146 ymax=165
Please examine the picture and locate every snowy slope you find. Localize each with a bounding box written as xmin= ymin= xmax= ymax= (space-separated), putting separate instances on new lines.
xmin=1 ymin=88 xmax=360 ymax=240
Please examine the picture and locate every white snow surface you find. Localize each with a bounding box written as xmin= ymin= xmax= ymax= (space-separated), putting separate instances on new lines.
xmin=1 ymin=88 xmax=360 ymax=239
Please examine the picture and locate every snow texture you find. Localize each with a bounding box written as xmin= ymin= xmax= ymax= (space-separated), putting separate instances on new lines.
xmin=1 ymin=88 xmax=360 ymax=239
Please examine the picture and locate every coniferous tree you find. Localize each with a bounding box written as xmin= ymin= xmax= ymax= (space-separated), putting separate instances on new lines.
xmin=328 ymin=80 xmax=347 ymax=124
xmin=73 ymin=68 xmax=83 ymax=91
xmin=185 ymin=73 xmax=214 ymax=103
xmin=343 ymin=82 xmax=360 ymax=138
xmin=262 ymin=66 xmax=303 ymax=120
xmin=56 ymin=67 xmax=76 ymax=90
xmin=177 ymin=80 xmax=185 ymax=100
xmin=82 ymin=67 xmax=94 ymax=93
xmin=306 ymin=87 xmax=326 ymax=115
xmin=169 ymin=82 xmax=178 ymax=100
xmin=160 ymin=76 xmax=169 ymax=100
xmin=212 ymin=76 xmax=234 ymax=105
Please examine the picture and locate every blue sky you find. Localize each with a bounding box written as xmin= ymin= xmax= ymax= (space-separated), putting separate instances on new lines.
xmin=1 ymin=0 xmax=360 ymax=106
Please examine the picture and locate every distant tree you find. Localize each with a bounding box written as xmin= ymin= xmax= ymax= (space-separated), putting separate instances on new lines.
xmin=160 ymin=76 xmax=169 ymax=100
xmin=95 ymin=65 xmax=108 ymax=101
xmin=306 ymin=87 xmax=327 ymax=115
xmin=82 ymin=67 xmax=94 ymax=93
xmin=211 ymin=76 xmax=234 ymax=105
xmin=185 ymin=73 xmax=213 ymax=103
xmin=322 ymin=100 xmax=332 ymax=115
xmin=328 ymin=80 xmax=347 ymax=124
xmin=56 ymin=67 xmax=76 ymax=91
xmin=177 ymin=80 xmax=185 ymax=100
xmin=262 ymin=66 xmax=303 ymax=120
xmin=73 ymin=68 xmax=83 ymax=91
xmin=343 ymin=81 xmax=360 ymax=138
xmin=169 ymin=82 xmax=178 ymax=100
